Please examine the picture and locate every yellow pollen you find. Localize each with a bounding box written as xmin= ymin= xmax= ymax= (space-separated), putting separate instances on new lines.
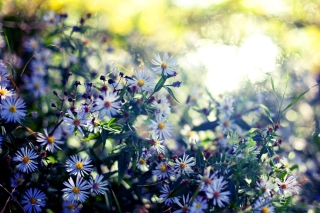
xmin=22 ymin=156 xmax=30 ymax=164
xmin=48 ymin=136 xmax=55 ymax=144
xmin=0 ymin=89 xmax=7 ymax=96
xmin=9 ymin=106 xmax=17 ymax=112
xmin=72 ymin=187 xmax=80 ymax=194
xmin=160 ymin=165 xmax=167 ymax=172
xmin=161 ymin=62 xmax=168 ymax=69
xmin=180 ymin=163 xmax=186 ymax=169
xmin=261 ymin=206 xmax=269 ymax=213
xmin=68 ymin=203 xmax=74 ymax=209
xmin=231 ymin=162 xmax=236 ymax=165
xmin=139 ymin=158 xmax=146 ymax=164
xmin=75 ymin=162 xmax=83 ymax=169
xmin=34 ymin=83 xmax=40 ymax=89
xmin=196 ymin=203 xmax=201 ymax=209
xmin=17 ymin=178 xmax=24 ymax=184
xmin=158 ymin=122 xmax=165 ymax=130
xmin=154 ymin=140 xmax=159 ymax=146
xmin=285 ymin=163 xmax=289 ymax=168
xmin=30 ymin=197 xmax=37 ymax=204
xmin=137 ymin=79 xmax=145 ymax=87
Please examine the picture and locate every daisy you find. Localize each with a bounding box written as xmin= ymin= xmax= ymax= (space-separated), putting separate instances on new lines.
xmin=21 ymin=188 xmax=46 ymax=213
xmin=152 ymin=95 xmax=171 ymax=118
xmin=152 ymin=161 xmax=174 ymax=180
xmin=279 ymin=157 xmax=290 ymax=171
xmin=89 ymin=174 xmax=109 ymax=195
xmin=253 ymin=197 xmax=275 ymax=213
xmin=30 ymin=60 xmax=46 ymax=76
xmin=37 ymin=128 xmax=64 ymax=152
xmin=23 ymin=75 xmax=47 ymax=98
xmin=136 ymin=156 xmax=149 ymax=172
xmin=0 ymin=86 xmax=14 ymax=100
xmin=0 ymin=61 xmax=10 ymax=86
xmin=150 ymin=134 xmax=165 ymax=154
xmin=218 ymin=96 xmax=235 ymax=117
xmin=13 ymin=147 xmax=38 ymax=173
xmin=24 ymin=37 xmax=40 ymax=52
xmin=206 ymin=177 xmax=230 ymax=208
xmin=127 ymin=69 xmax=155 ymax=93
xmin=275 ymin=175 xmax=300 ymax=196
xmin=218 ymin=116 xmax=236 ymax=133
xmin=63 ymin=109 xmax=89 ymax=136
xmin=160 ymin=185 xmax=181 ymax=205
xmin=256 ymin=175 xmax=275 ymax=197
xmin=149 ymin=115 xmax=173 ymax=140
xmin=151 ymin=53 xmax=178 ymax=76
xmin=173 ymin=194 xmax=191 ymax=213
xmin=66 ymin=155 xmax=93 ymax=177
xmin=198 ymin=167 xmax=218 ymax=192
xmin=62 ymin=176 xmax=91 ymax=203
xmin=34 ymin=49 xmax=52 ymax=64
xmin=190 ymin=196 xmax=208 ymax=213
xmin=43 ymin=11 xmax=59 ymax=25
xmin=62 ymin=200 xmax=82 ymax=213
xmin=0 ymin=96 xmax=27 ymax=123
xmin=174 ymin=153 xmax=195 ymax=176
xmin=93 ymin=90 xmax=121 ymax=118
xmin=10 ymin=172 xmax=25 ymax=188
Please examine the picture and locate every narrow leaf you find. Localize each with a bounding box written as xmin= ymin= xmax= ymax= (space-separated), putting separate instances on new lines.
xmin=259 ymin=104 xmax=274 ymax=124
xmin=164 ymin=86 xmax=180 ymax=103
xmin=118 ymin=148 xmax=132 ymax=184
xmin=154 ymin=76 xmax=166 ymax=93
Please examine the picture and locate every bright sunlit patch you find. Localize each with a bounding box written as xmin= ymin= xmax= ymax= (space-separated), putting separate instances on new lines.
xmin=185 ymin=35 xmax=279 ymax=94
xmin=173 ymin=0 xmax=227 ymax=7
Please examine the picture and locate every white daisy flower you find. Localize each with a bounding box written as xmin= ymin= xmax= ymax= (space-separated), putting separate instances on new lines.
xmin=89 ymin=174 xmax=109 ymax=195
xmin=136 ymin=156 xmax=149 ymax=172
xmin=253 ymin=197 xmax=275 ymax=213
xmin=149 ymin=115 xmax=173 ymax=141
xmin=198 ymin=167 xmax=218 ymax=193
xmin=93 ymin=90 xmax=121 ymax=118
xmin=63 ymin=109 xmax=89 ymax=137
xmin=66 ymin=155 xmax=93 ymax=177
xmin=37 ymin=128 xmax=64 ymax=152
xmin=218 ymin=96 xmax=235 ymax=117
xmin=174 ymin=153 xmax=195 ymax=176
xmin=127 ymin=69 xmax=155 ymax=93
xmin=0 ymin=96 xmax=26 ymax=123
xmin=218 ymin=116 xmax=236 ymax=133
xmin=206 ymin=177 xmax=231 ymax=208
xmin=173 ymin=194 xmax=191 ymax=213
xmin=150 ymin=134 xmax=165 ymax=154
xmin=160 ymin=184 xmax=181 ymax=205
xmin=152 ymin=95 xmax=171 ymax=118
xmin=151 ymin=53 xmax=178 ymax=76
xmin=0 ymin=86 xmax=14 ymax=100
xmin=21 ymin=188 xmax=46 ymax=213
xmin=43 ymin=11 xmax=59 ymax=25
xmin=152 ymin=161 xmax=174 ymax=180
xmin=256 ymin=175 xmax=275 ymax=197
xmin=190 ymin=196 xmax=208 ymax=213
xmin=13 ymin=147 xmax=38 ymax=173
xmin=275 ymin=175 xmax=300 ymax=196
xmin=62 ymin=176 xmax=90 ymax=203
xmin=280 ymin=157 xmax=290 ymax=171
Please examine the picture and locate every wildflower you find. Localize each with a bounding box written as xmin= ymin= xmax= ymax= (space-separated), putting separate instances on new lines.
xmin=198 ymin=167 xmax=218 ymax=192
xmin=63 ymin=109 xmax=89 ymax=136
xmin=24 ymin=37 xmax=40 ymax=52
xmin=89 ymin=174 xmax=109 ymax=195
xmin=13 ymin=147 xmax=38 ymax=173
xmin=149 ymin=115 xmax=173 ymax=140
xmin=43 ymin=11 xmax=59 ymax=25
xmin=10 ymin=172 xmax=25 ymax=188
xmin=93 ymin=90 xmax=121 ymax=118
xmin=190 ymin=196 xmax=208 ymax=213
xmin=253 ymin=197 xmax=275 ymax=213
xmin=0 ymin=86 xmax=13 ymax=100
xmin=256 ymin=175 xmax=275 ymax=197
xmin=152 ymin=95 xmax=171 ymax=118
xmin=21 ymin=188 xmax=46 ymax=213
xmin=152 ymin=161 xmax=174 ymax=180
xmin=206 ymin=177 xmax=230 ymax=208
xmin=160 ymin=184 xmax=181 ymax=205
xmin=275 ymin=175 xmax=300 ymax=196
xmin=66 ymin=155 xmax=93 ymax=177
xmin=23 ymin=75 xmax=47 ymax=98
xmin=151 ymin=53 xmax=178 ymax=76
xmin=34 ymin=49 xmax=52 ymax=64
xmin=173 ymin=194 xmax=191 ymax=213
xmin=218 ymin=116 xmax=236 ymax=133
xmin=62 ymin=200 xmax=82 ymax=213
xmin=127 ymin=69 xmax=155 ymax=93
xmin=150 ymin=134 xmax=165 ymax=154
xmin=218 ymin=96 xmax=235 ymax=117
xmin=0 ymin=61 xmax=10 ymax=86
xmin=174 ymin=153 xmax=195 ymax=176
xmin=137 ymin=156 xmax=149 ymax=172
xmin=37 ymin=128 xmax=64 ymax=152
xmin=280 ymin=157 xmax=290 ymax=171
xmin=30 ymin=60 xmax=46 ymax=76
xmin=62 ymin=176 xmax=90 ymax=203
xmin=0 ymin=97 xmax=27 ymax=123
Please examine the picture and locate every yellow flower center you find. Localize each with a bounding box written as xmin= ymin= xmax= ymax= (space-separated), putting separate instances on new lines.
xmin=9 ymin=106 xmax=17 ymax=112
xmin=158 ymin=122 xmax=165 ymax=130
xmin=137 ymin=79 xmax=145 ymax=87
xmin=17 ymin=178 xmax=24 ymax=184
xmin=0 ymin=89 xmax=7 ymax=96
xmin=22 ymin=156 xmax=30 ymax=164
xmin=30 ymin=197 xmax=37 ymax=204
xmin=285 ymin=163 xmax=289 ymax=168
xmin=160 ymin=165 xmax=167 ymax=172
xmin=68 ymin=203 xmax=74 ymax=210
xmin=196 ymin=203 xmax=201 ymax=209
xmin=48 ymin=136 xmax=55 ymax=144
xmin=75 ymin=162 xmax=83 ymax=169
xmin=72 ymin=187 xmax=80 ymax=194
xmin=153 ymin=140 xmax=159 ymax=146
xmin=261 ymin=207 xmax=269 ymax=213
xmin=180 ymin=163 xmax=186 ymax=169
xmin=139 ymin=158 xmax=146 ymax=164
xmin=34 ymin=83 xmax=40 ymax=89
xmin=161 ymin=62 xmax=168 ymax=69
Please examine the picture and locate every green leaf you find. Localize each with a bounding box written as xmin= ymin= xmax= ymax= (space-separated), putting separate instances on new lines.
xmin=153 ymin=76 xmax=166 ymax=93
xmin=108 ymin=131 xmax=132 ymax=140
xmin=281 ymin=87 xmax=314 ymax=113
xmin=164 ymin=86 xmax=180 ymax=103
xmin=289 ymin=164 xmax=298 ymax=171
xmin=101 ymin=129 xmax=107 ymax=152
xmin=196 ymin=148 xmax=204 ymax=171
xmin=192 ymin=120 xmax=218 ymax=131
xmin=118 ymin=148 xmax=133 ymax=184
xmin=259 ymin=104 xmax=274 ymax=124
xmin=81 ymin=132 xmax=100 ymax=142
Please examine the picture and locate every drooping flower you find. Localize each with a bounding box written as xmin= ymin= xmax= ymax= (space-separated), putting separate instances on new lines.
xmin=88 ymin=174 xmax=109 ymax=195
xmin=62 ymin=176 xmax=90 ymax=203
xmin=21 ymin=188 xmax=46 ymax=213
xmin=159 ymin=184 xmax=181 ymax=205
xmin=174 ymin=153 xmax=195 ymax=176
xmin=13 ymin=147 xmax=38 ymax=173
xmin=65 ymin=155 xmax=93 ymax=177
xmin=0 ymin=97 xmax=27 ymax=123
xmin=151 ymin=53 xmax=178 ymax=76
xmin=206 ymin=177 xmax=231 ymax=208
xmin=37 ymin=128 xmax=64 ymax=152
xmin=0 ymin=61 xmax=10 ymax=86
xmin=127 ymin=69 xmax=155 ymax=93
xmin=93 ymin=90 xmax=121 ymax=118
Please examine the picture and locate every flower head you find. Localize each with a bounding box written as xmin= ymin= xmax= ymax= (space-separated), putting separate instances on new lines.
xmin=66 ymin=155 xmax=93 ymax=177
xmin=37 ymin=128 xmax=64 ymax=152
xmin=149 ymin=115 xmax=173 ymax=141
xmin=127 ymin=69 xmax=155 ymax=93
xmin=93 ymin=90 xmax=121 ymax=118
xmin=152 ymin=161 xmax=174 ymax=180
xmin=21 ymin=188 xmax=46 ymax=213
xmin=0 ymin=86 xmax=13 ymax=100
xmin=62 ymin=176 xmax=91 ymax=203
xmin=160 ymin=184 xmax=181 ymax=205
xmin=1 ymin=97 xmax=27 ymax=123
xmin=206 ymin=177 xmax=230 ymax=208
xmin=275 ymin=175 xmax=300 ymax=196
xmin=89 ymin=174 xmax=109 ymax=195
xmin=253 ymin=197 xmax=275 ymax=213
xmin=174 ymin=153 xmax=195 ymax=176
xmin=151 ymin=53 xmax=178 ymax=76
xmin=62 ymin=200 xmax=82 ymax=213
xmin=190 ymin=196 xmax=208 ymax=213
xmin=63 ymin=109 xmax=89 ymax=137
xmin=13 ymin=147 xmax=38 ymax=173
